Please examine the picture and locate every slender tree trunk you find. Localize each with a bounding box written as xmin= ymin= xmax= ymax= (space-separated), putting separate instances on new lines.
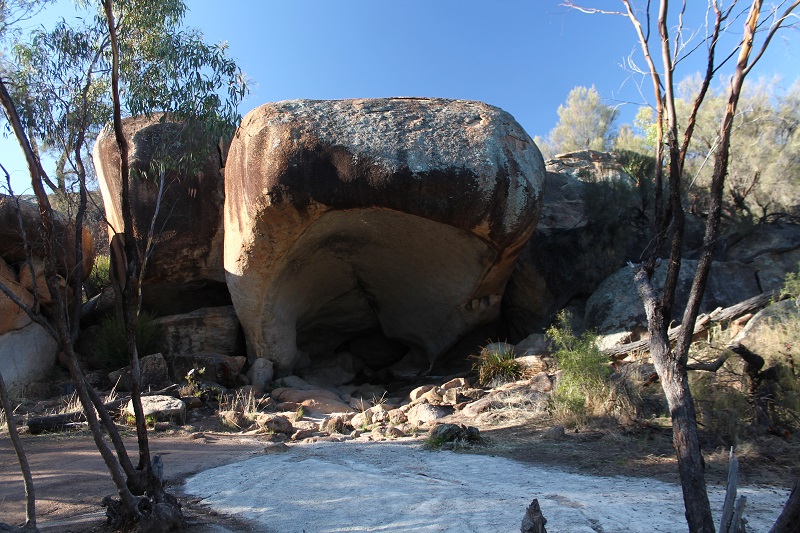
xmin=0 ymin=371 xmax=37 ymax=531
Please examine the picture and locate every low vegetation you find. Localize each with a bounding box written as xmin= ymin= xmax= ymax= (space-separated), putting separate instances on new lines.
xmin=471 ymin=343 xmax=524 ymax=387
xmin=93 ymin=311 xmax=163 ymax=368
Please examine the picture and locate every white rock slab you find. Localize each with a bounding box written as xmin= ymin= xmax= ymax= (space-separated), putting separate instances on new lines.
xmin=184 ymin=441 xmax=790 ymax=533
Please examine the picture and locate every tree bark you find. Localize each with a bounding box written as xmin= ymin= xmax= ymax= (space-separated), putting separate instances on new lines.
xmin=770 ymin=480 xmax=800 ymax=533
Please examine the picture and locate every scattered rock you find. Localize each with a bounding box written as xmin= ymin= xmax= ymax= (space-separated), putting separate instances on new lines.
xmin=461 ymin=397 xmax=495 ymax=418
xmin=321 ymin=414 xmax=353 ymax=435
xmin=528 ymin=372 xmax=553 ymax=393
xmin=515 ymin=355 xmax=549 ymax=374
xmin=386 ymin=426 xmax=406 ymax=438
xmin=388 ymin=408 xmax=408 ymax=425
xmin=247 ymin=358 xmax=274 ymax=392
xmin=263 ymin=442 xmax=290 ymax=454
xmin=429 ymin=423 xmax=480 ymax=444
xmin=409 ymin=385 xmax=435 ymax=401
xmin=440 ymin=378 xmax=468 ymax=391
xmin=291 ymin=428 xmax=316 ymax=441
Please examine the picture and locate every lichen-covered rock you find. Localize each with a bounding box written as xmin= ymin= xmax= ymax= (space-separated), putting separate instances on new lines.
xmin=224 ymin=98 xmax=545 ymax=374
xmin=93 ymin=116 xmax=230 ymax=316
xmin=128 ymin=395 xmax=186 ymax=423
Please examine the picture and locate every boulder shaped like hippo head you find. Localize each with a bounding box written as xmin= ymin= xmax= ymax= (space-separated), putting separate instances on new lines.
xmin=224 ymin=98 xmax=545 ymax=377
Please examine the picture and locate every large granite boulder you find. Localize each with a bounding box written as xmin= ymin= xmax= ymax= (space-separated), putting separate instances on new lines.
xmin=225 ymin=98 xmax=545 ymax=374
xmin=93 ymin=116 xmax=231 ymax=316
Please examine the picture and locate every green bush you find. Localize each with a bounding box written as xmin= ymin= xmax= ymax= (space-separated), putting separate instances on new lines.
xmin=93 ymin=311 xmax=163 ymax=369
xmin=471 ymin=344 xmax=524 ymax=387
xmin=546 ymin=311 xmax=612 ymax=422
xmin=781 ymin=262 xmax=800 ymax=305
xmin=85 ymin=255 xmax=111 ymax=300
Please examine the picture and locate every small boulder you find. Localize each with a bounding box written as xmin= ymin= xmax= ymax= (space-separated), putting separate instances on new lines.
xmin=409 ymin=385 xmax=435 ymax=401
xmin=461 ymin=397 xmax=495 ymax=418
xmin=542 ymin=425 xmax=565 ymax=440
xmin=429 ymin=423 xmax=481 ymax=444
xmin=128 ymin=395 xmax=186 ymax=424
xmin=406 ymin=403 xmax=447 ymax=426
xmin=528 ymin=372 xmax=553 ymax=393
xmin=515 ymin=333 xmax=553 ymax=356
xmin=256 ymin=413 xmax=294 ymax=434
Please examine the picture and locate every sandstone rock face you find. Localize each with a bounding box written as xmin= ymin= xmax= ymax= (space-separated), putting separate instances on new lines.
xmin=225 ymin=98 xmax=545 ymax=373
xmin=0 ymin=321 xmax=59 ymax=394
xmin=93 ymin=116 xmax=230 ymax=316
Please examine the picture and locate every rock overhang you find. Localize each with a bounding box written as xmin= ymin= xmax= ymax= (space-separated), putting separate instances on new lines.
xmin=224 ymin=97 xmax=546 ymax=376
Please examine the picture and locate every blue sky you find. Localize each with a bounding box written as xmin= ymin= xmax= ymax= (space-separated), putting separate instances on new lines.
xmin=2 ymin=0 xmax=799 ymax=194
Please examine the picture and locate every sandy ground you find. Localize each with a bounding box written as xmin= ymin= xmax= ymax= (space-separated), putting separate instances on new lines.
xmin=0 ymin=432 xmax=265 ymax=531
xmin=184 ymin=440 xmax=792 ymax=533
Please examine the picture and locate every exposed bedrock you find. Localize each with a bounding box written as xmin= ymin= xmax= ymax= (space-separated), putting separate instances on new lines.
xmin=225 ymin=98 xmax=545 ymax=375
xmin=93 ymin=116 xmax=230 ymax=316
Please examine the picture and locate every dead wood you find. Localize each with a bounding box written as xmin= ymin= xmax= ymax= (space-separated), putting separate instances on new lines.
xmin=520 ymin=498 xmax=547 ymax=533
xmin=604 ymin=292 xmax=781 ymax=361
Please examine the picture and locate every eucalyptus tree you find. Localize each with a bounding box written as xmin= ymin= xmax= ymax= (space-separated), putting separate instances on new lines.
xmin=535 ymin=85 xmax=619 ymax=159
xmin=0 ymin=0 xmax=247 ymax=529
xmin=562 ymin=1 xmax=799 ymax=531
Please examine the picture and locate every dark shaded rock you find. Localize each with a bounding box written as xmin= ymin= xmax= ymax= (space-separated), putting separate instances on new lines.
xmin=155 ymin=306 xmax=244 ymax=357
xmin=93 ymin=116 xmax=229 ymax=316
xmin=171 ymin=353 xmax=246 ymax=388
xmin=109 ymin=353 xmax=170 ymax=392
xmin=585 ymin=259 xmax=761 ymax=334
xmin=429 ymin=423 xmax=481 ymax=443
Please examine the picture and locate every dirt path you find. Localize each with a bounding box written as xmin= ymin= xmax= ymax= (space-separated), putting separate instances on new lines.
xmin=0 ymin=432 xmax=264 ymax=531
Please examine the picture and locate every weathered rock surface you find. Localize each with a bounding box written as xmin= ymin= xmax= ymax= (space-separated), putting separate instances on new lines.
xmin=224 ymin=98 xmax=545 ymax=374
xmin=733 ymin=300 xmax=799 ymax=353
xmin=0 ymin=321 xmax=59 ymax=394
xmin=155 ymin=306 xmax=244 ymax=357
xmin=93 ymin=116 xmax=231 ymax=316
xmin=585 ymin=259 xmax=762 ymax=334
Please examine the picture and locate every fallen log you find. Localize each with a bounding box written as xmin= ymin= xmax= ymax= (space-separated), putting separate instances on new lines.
xmin=603 ymin=291 xmax=782 ymax=361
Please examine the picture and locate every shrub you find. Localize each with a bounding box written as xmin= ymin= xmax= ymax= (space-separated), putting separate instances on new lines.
xmin=471 ymin=344 xmax=524 ymax=387
xmin=546 ymin=311 xmax=612 ymax=424
xmin=781 ymin=261 xmax=800 ymax=305
xmin=84 ymin=255 xmax=111 ymax=300
xmin=93 ymin=311 xmax=163 ymax=369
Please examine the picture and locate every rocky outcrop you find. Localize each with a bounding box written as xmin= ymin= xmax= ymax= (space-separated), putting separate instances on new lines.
xmin=93 ymin=116 xmax=230 ymax=316
xmin=502 ymin=152 xmax=657 ymax=339
xmin=585 ymin=259 xmax=762 ymax=334
xmin=225 ymin=98 xmax=545 ymax=374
